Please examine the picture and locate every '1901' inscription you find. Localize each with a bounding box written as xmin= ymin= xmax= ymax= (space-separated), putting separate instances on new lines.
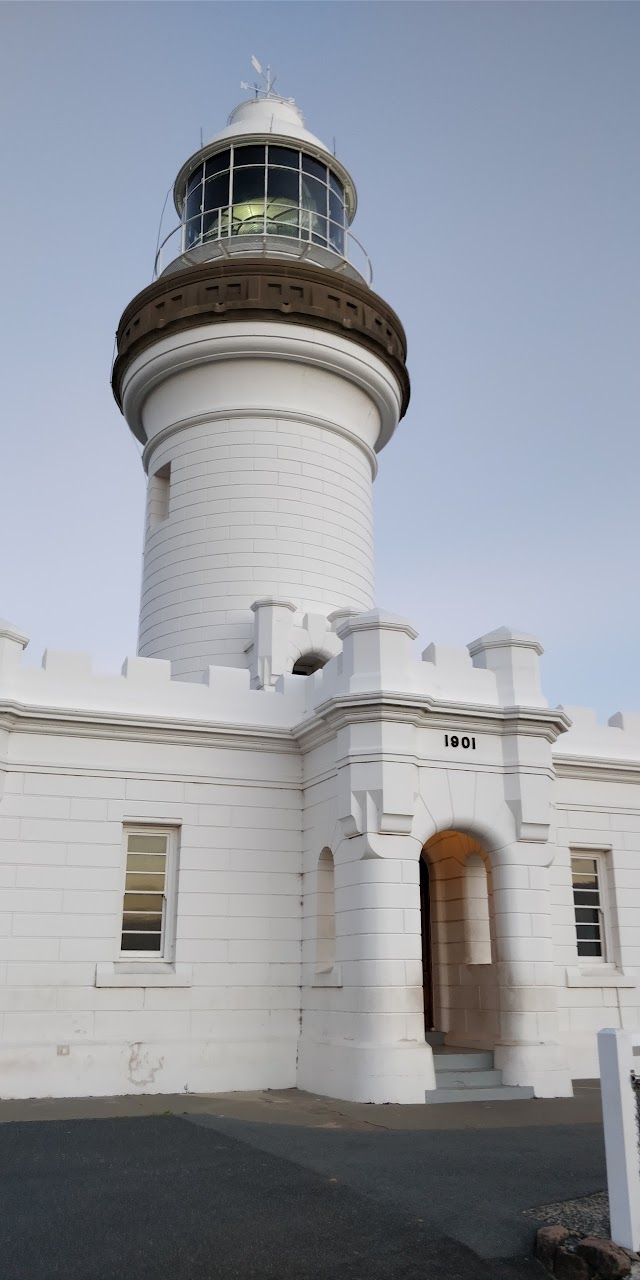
xmin=444 ymin=734 xmax=476 ymax=750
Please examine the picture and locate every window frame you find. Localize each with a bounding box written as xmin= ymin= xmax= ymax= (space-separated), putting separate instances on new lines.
xmin=119 ymin=825 xmax=179 ymax=963
xmin=570 ymin=850 xmax=609 ymax=965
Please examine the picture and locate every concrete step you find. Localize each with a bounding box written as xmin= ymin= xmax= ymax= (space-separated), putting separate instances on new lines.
xmin=424 ymin=1030 xmax=445 ymax=1047
xmin=433 ymin=1050 xmax=494 ymax=1072
xmin=434 ymin=1068 xmax=503 ymax=1089
xmin=424 ymin=1084 xmax=535 ymax=1104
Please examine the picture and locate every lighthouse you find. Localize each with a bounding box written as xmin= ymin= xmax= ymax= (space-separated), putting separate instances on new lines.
xmin=112 ymin=89 xmax=410 ymax=682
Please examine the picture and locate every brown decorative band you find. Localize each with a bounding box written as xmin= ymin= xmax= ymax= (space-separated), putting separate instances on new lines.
xmin=112 ymin=258 xmax=410 ymax=416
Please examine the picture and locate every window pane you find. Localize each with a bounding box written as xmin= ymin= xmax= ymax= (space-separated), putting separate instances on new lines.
xmin=232 ymin=166 xmax=265 ymax=204
xmin=204 ymin=172 xmax=230 ymax=212
xmin=577 ymin=940 xmax=602 ymax=957
xmin=126 ymin=871 xmax=165 ymax=892
xmin=302 ymin=154 xmax=327 ymax=183
xmin=576 ymin=925 xmax=601 ymax=940
xmin=126 ymin=852 xmax=166 ymax=872
xmin=186 ymin=166 xmax=203 ymax=194
xmin=328 ymin=189 xmax=345 ymax=252
xmin=267 ymin=168 xmax=299 ymax=203
xmin=128 ymin=834 xmax=168 ymax=856
xmin=329 ymin=171 xmax=344 ymax=199
xmin=269 ymin=145 xmax=299 ymax=169
xmin=124 ymin=893 xmax=163 ymax=912
xmin=329 ymin=189 xmax=345 ymax=225
xmin=234 ymin=144 xmax=265 ymax=167
xmin=575 ymin=908 xmax=600 ymax=925
xmin=572 ymin=857 xmax=598 ymax=880
xmin=123 ymin=911 xmax=162 ymax=931
xmin=302 ymin=175 xmax=327 ymax=215
xmin=573 ymin=889 xmax=599 ymax=906
xmin=205 ymin=150 xmax=230 ymax=178
xmin=121 ymin=932 xmax=162 ymax=952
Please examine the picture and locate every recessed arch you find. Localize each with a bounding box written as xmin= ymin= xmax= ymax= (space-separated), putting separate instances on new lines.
xmin=422 ymin=829 xmax=498 ymax=1050
xmin=292 ymin=652 xmax=328 ymax=676
xmin=315 ymin=847 xmax=336 ymax=972
xmin=464 ymin=853 xmax=492 ymax=966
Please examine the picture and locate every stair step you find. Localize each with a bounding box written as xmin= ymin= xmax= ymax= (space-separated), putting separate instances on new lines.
xmin=424 ymin=1084 xmax=535 ymax=1104
xmin=434 ymin=1050 xmax=494 ymax=1071
xmin=424 ymin=1031 xmax=445 ymax=1047
xmin=434 ymin=1068 xmax=503 ymax=1089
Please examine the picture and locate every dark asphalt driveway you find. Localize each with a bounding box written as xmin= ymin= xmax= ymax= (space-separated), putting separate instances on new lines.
xmin=0 ymin=1109 xmax=606 ymax=1279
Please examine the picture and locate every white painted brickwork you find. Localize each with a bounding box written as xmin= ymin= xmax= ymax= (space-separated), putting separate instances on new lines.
xmin=1 ymin=608 xmax=639 ymax=1102
xmin=121 ymin=326 xmax=401 ymax=681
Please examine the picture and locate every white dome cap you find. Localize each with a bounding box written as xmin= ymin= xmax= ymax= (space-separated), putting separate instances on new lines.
xmin=209 ymin=96 xmax=331 ymax=156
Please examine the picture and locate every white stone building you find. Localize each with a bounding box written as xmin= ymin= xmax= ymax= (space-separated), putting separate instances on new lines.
xmin=1 ymin=91 xmax=639 ymax=1105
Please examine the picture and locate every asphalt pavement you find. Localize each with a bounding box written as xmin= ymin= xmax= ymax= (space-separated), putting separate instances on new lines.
xmin=0 ymin=1087 xmax=606 ymax=1280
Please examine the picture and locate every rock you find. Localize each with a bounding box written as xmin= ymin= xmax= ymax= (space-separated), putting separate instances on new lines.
xmin=575 ymin=1237 xmax=631 ymax=1278
xmin=554 ymin=1247 xmax=592 ymax=1280
xmin=536 ymin=1225 xmax=572 ymax=1272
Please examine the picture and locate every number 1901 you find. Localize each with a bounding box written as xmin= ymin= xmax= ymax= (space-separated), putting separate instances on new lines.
xmin=445 ymin=734 xmax=476 ymax=749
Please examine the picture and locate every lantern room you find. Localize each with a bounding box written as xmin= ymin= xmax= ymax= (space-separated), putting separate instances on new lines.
xmin=156 ymin=95 xmax=370 ymax=283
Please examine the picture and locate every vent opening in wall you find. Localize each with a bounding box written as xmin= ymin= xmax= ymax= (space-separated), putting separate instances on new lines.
xmin=292 ymin=653 xmax=327 ymax=676
xmin=148 ymin=462 xmax=171 ymax=529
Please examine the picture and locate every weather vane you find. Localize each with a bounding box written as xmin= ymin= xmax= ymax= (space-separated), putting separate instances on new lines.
xmin=241 ymin=55 xmax=277 ymax=99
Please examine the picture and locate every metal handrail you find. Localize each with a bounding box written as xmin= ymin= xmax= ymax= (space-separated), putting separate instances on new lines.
xmin=153 ymin=204 xmax=372 ymax=285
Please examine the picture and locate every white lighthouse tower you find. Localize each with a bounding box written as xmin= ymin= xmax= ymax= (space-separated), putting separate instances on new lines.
xmin=113 ymin=88 xmax=410 ymax=682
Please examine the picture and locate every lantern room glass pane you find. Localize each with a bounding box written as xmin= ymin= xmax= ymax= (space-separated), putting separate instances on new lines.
xmin=232 ymin=166 xmax=265 ymax=205
xmin=329 ymin=189 xmax=345 ymax=252
xmin=302 ymin=155 xmax=327 ymax=183
xmin=204 ymin=172 xmax=230 ymax=213
xmin=234 ymin=144 xmax=265 ymax=167
xmin=302 ymin=174 xmax=327 ymax=246
xmin=267 ymin=168 xmax=299 ymax=203
xmin=268 ymin=146 xmax=299 ymax=169
xmin=329 ymin=171 xmax=344 ymax=199
xmin=185 ymin=180 xmax=203 ymax=248
xmin=205 ymin=150 xmax=230 ymax=178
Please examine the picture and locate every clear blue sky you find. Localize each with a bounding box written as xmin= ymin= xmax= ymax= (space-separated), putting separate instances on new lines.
xmin=1 ymin=2 xmax=638 ymax=718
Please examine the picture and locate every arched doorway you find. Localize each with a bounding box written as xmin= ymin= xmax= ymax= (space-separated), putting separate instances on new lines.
xmin=419 ymin=854 xmax=434 ymax=1031
xmin=421 ymin=830 xmax=498 ymax=1049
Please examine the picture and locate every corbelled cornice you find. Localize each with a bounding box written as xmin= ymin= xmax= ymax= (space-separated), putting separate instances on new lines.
xmin=111 ymin=257 xmax=410 ymax=416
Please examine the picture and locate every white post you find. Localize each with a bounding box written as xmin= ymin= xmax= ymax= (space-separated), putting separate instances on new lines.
xmin=597 ymin=1028 xmax=640 ymax=1251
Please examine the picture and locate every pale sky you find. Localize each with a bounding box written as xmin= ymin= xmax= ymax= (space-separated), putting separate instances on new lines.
xmin=0 ymin=1 xmax=638 ymax=718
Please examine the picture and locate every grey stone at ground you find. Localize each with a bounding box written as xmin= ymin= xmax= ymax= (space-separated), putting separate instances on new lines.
xmin=554 ymin=1247 xmax=591 ymax=1280
xmin=536 ymin=1225 xmax=571 ymax=1271
xmin=576 ymin=1238 xmax=631 ymax=1278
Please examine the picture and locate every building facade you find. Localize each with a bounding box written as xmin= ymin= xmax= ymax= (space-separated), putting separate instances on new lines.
xmin=0 ymin=92 xmax=638 ymax=1103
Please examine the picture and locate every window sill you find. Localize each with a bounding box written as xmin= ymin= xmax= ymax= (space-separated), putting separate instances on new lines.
xmin=565 ymin=966 xmax=637 ymax=989
xmin=95 ymin=962 xmax=192 ymax=988
xmin=311 ymin=964 xmax=342 ymax=988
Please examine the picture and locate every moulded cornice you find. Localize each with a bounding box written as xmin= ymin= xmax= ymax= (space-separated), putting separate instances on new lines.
xmin=293 ymin=692 xmax=571 ymax=751
xmin=0 ymin=704 xmax=296 ymax=754
xmin=552 ymin=754 xmax=640 ymax=784
xmin=119 ymin=321 xmax=402 ymax=451
xmin=0 ymin=687 xmax=577 ymax=767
